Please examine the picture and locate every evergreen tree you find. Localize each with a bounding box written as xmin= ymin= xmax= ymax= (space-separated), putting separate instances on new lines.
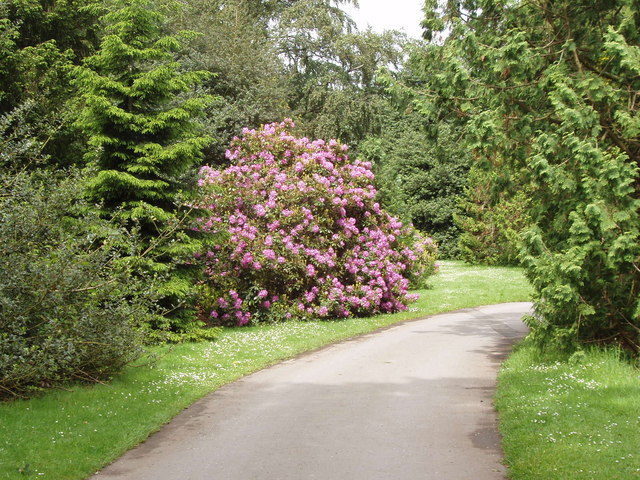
xmin=73 ymin=0 xmax=214 ymax=339
xmin=406 ymin=0 xmax=640 ymax=353
xmin=0 ymin=0 xmax=102 ymax=167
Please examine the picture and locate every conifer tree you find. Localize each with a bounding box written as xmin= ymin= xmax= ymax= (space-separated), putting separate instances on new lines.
xmin=73 ymin=0 xmax=214 ymax=338
xmin=404 ymin=0 xmax=640 ymax=353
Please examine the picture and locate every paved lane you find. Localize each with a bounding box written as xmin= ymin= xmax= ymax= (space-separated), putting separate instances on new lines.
xmin=93 ymin=302 xmax=532 ymax=480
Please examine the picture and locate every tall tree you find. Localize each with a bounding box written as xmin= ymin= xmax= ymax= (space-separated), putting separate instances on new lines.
xmin=169 ymin=0 xmax=290 ymax=165
xmin=273 ymin=0 xmax=404 ymax=146
xmin=73 ymin=0 xmax=214 ymax=338
xmin=0 ymin=0 xmax=102 ymax=166
xmin=170 ymin=0 xmax=406 ymax=157
xmin=409 ymin=0 xmax=640 ymax=352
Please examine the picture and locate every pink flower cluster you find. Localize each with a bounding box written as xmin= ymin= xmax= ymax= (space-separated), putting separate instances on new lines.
xmin=196 ymin=120 xmax=437 ymax=326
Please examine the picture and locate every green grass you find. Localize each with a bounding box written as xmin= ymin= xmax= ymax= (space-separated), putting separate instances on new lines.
xmin=496 ymin=343 xmax=640 ymax=479
xmin=0 ymin=260 xmax=531 ymax=480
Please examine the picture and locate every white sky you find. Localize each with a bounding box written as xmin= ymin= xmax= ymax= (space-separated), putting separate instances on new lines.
xmin=342 ymin=0 xmax=425 ymax=39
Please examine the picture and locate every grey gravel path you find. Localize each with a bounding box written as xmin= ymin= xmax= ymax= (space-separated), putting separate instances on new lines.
xmin=92 ymin=302 xmax=532 ymax=480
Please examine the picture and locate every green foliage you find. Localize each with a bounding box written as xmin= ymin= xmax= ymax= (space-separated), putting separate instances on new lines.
xmin=0 ymin=101 xmax=47 ymax=171
xmin=0 ymin=0 xmax=101 ymax=166
xmin=409 ymin=0 xmax=640 ymax=353
xmin=168 ymin=0 xmax=409 ymax=162
xmin=2 ymin=0 xmax=100 ymax=57
xmin=273 ymin=0 xmax=404 ymax=146
xmin=169 ymin=0 xmax=290 ymax=165
xmin=0 ymin=0 xmax=100 ymax=112
xmin=0 ymin=168 xmax=151 ymax=399
xmin=456 ymin=165 xmax=532 ymax=265
xmin=521 ymin=144 xmax=640 ymax=353
xmin=360 ymin=112 xmax=470 ymax=257
xmin=73 ymin=0 xmax=215 ymax=338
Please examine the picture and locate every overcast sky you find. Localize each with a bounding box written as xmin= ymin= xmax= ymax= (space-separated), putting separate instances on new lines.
xmin=342 ymin=0 xmax=425 ymax=39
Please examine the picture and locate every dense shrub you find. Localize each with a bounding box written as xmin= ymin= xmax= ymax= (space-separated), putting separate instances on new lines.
xmin=359 ymin=112 xmax=470 ymax=259
xmin=456 ymin=166 xmax=532 ymax=266
xmin=196 ymin=120 xmax=437 ymax=326
xmin=0 ymin=170 xmax=153 ymax=399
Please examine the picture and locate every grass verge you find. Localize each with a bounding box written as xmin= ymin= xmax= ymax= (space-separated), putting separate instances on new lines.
xmin=0 ymin=260 xmax=531 ymax=480
xmin=496 ymin=343 xmax=640 ymax=479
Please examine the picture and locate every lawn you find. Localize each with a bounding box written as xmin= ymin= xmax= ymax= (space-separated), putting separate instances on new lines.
xmin=496 ymin=343 xmax=640 ymax=479
xmin=0 ymin=260 xmax=531 ymax=480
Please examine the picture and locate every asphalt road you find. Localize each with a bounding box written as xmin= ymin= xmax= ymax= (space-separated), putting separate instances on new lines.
xmin=92 ymin=302 xmax=532 ymax=480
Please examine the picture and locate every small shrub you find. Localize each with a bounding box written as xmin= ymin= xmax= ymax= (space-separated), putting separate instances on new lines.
xmin=195 ymin=120 xmax=437 ymax=326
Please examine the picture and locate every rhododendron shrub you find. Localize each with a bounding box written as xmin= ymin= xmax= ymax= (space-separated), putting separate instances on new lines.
xmin=196 ymin=120 xmax=437 ymax=326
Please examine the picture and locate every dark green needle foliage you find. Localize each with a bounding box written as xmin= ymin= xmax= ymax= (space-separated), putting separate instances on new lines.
xmin=0 ymin=0 xmax=102 ymax=167
xmin=73 ymin=0 xmax=215 ymax=340
xmin=408 ymin=0 xmax=640 ymax=353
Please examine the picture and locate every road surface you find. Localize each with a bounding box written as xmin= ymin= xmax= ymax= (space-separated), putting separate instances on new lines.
xmin=92 ymin=302 xmax=532 ymax=480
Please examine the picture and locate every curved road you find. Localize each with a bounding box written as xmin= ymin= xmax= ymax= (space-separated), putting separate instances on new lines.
xmin=93 ymin=302 xmax=532 ymax=480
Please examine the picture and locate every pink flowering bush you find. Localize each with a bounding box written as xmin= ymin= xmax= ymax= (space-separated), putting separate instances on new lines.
xmin=196 ymin=120 xmax=437 ymax=326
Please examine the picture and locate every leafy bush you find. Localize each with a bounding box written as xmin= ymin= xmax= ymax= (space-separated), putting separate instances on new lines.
xmin=0 ymin=170 xmax=153 ymax=399
xmin=196 ymin=120 xmax=437 ymax=326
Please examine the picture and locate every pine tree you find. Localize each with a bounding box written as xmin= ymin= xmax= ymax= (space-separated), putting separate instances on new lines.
xmin=73 ymin=0 xmax=214 ymax=339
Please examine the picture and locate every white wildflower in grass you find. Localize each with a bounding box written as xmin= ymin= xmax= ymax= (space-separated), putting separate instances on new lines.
xmin=497 ymin=345 xmax=640 ymax=478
